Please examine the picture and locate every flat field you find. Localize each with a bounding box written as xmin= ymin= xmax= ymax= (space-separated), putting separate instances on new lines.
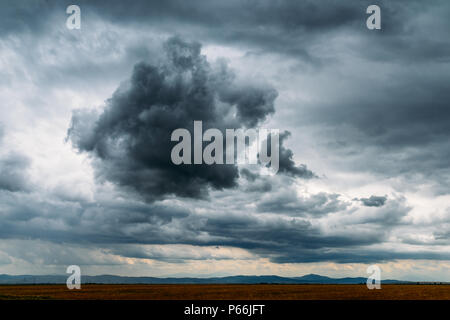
xmin=0 ymin=284 xmax=449 ymax=300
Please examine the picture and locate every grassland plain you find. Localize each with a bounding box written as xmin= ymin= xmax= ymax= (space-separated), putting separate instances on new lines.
xmin=0 ymin=284 xmax=449 ymax=300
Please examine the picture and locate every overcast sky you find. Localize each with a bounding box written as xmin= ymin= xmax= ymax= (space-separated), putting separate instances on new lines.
xmin=0 ymin=0 xmax=449 ymax=281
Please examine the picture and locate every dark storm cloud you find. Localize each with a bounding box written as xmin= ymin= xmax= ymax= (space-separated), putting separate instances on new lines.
xmin=68 ymin=36 xmax=279 ymax=201
xmin=195 ymin=198 xmax=415 ymax=263
xmin=219 ymin=83 xmax=276 ymax=128
xmin=358 ymin=195 xmax=387 ymax=207
xmin=195 ymin=212 xmax=395 ymax=263
xmin=0 ymin=184 xmax=425 ymax=264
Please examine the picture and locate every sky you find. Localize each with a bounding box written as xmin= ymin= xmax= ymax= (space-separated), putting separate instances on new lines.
xmin=0 ymin=0 xmax=450 ymax=281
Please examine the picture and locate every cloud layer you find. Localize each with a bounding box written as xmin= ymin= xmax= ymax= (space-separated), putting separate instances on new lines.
xmin=0 ymin=0 xmax=449 ymax=279
xmin=68 ymin=36 xmax=281 ymax=201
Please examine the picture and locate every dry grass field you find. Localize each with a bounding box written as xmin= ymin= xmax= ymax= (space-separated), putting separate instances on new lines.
xmin=0 ymin=284 xmax=449 ymax=300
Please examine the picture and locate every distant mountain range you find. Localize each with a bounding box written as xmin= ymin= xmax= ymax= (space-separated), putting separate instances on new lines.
xmin=0 ymin=273 xmax=411 ymax=284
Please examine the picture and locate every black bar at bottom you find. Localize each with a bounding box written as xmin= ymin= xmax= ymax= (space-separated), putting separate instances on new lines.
xmin=0 ymin=300 xmax=447 ymax=318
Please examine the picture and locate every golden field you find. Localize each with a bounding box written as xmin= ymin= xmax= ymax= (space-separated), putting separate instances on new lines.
xmin=0 ymin=284 xmax=449 ymax=300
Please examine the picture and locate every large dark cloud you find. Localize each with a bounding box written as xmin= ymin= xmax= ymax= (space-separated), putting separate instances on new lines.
xmin=68 ymin=36 xmax=279 ymax=201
